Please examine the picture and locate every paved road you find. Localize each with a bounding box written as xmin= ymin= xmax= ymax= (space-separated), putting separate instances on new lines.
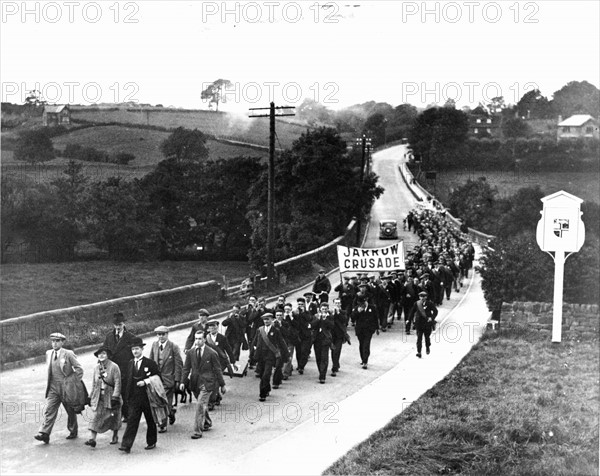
xmin=0 ymin=145 xmax=489 ymax=475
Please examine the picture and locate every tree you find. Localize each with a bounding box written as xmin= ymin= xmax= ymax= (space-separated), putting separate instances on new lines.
xmin=87 ymin=177 xmax=160 ymax=260
xmin=502 ymin=117 xmax=532 ymax=139
xmin=296 ymin=98 xmax=333 ymax=126
xmin=14 ymin=129 xmax=55 ymax=163
xmin=486 ymin=96 xmax=505 ymax=115
xmin=551 ymin=80 xmax=600 ymax=117
xmin=363 ymin=112 xmax=387 ymax=146
xmin=478 ymin=231 xmax=599 ymax=312
xmin=448 ymin=178 xmax=499 ymax=233
xmin=246 ymin=127 xmax=383 ymax=267
xmin=200 ymin=79 xmax=232 ymax=112
xmin=516 ymin=89 xmax=553 ymax=119
xmin=160 ymin=127 xmax=209 ymax=163
xmin=408 ymin=107 xmax=469 ymax=170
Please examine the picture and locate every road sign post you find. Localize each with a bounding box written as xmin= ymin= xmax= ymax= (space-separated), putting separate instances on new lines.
xmin=535 ymin=191 xmax=585 ymax=342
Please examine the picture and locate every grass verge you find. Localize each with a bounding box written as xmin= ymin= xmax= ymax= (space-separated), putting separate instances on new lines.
xmin=325 ymin=328 xmax=599 ymax=476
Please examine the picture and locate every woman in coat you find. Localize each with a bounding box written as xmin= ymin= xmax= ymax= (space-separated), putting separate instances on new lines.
xmin=85 ymin=346 xmax=122 ymax=447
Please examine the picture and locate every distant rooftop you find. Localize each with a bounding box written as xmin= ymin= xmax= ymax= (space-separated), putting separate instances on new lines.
xmin=558 ymin=114 xmax=597 ymax=127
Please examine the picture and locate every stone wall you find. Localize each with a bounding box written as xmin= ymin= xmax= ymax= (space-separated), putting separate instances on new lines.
xmin=0 ymin=280 xmax=221 ymax=344
xmin=500 ymin=301 xmax=600 ymax=339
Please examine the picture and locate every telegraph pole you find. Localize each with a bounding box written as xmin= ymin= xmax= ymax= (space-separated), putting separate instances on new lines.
xmin=249 ymin=102 xmax=295 ymax=289
xmin=355 ymin=134 xmax=371 ymax=245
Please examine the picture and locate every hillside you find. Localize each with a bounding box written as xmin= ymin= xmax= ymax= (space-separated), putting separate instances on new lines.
xmin=70 ymin=106 xmax=308 ymax=149
xmin=1 ymin=125 xmax=268 ymax=183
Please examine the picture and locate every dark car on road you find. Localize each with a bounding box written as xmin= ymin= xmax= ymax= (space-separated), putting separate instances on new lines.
xmin=379 ymin=220 xmax=398 ymax=239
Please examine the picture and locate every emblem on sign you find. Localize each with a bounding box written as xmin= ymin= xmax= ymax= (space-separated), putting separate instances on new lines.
xmin=553 ymin=218 xmax=569 ymax=238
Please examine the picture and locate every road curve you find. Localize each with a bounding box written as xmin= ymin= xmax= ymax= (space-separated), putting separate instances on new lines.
xmin=0 ymin=145 xmax=490 ymax=475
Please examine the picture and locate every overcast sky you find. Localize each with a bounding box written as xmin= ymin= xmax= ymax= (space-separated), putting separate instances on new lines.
xmin=1 ymin=1 xmax=598 ymax=112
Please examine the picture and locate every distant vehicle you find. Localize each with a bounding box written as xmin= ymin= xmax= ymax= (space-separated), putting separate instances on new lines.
xmin=379 ymin=220 xmax=398 ymax=239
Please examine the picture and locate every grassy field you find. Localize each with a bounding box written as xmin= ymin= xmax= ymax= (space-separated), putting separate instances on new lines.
xmin=326 ymin=328 xmax=599 ymax=476
xmin=422 ymin=170 xmax=600 ymax=204
xmin=70 ymin=107 xmax=307 ymax=149
xmin=0 ymin=261 xmax=253 ymax=319
xmin=1 ymin=125 xmax=267 ymax=183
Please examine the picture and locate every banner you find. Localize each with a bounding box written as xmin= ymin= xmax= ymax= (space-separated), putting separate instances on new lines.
xmin=337 ymin=242 xmax=405 ymax=273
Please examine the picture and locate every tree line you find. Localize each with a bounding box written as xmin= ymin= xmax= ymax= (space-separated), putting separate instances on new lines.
xmin=1 ymin=127 xmax=382 ymax=269
xmin=447 ymin=179 xmax=600 ymax=308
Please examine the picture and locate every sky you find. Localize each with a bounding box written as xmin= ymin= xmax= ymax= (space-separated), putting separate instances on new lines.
xmin=1 ymin=1 xmax=599 ymax=112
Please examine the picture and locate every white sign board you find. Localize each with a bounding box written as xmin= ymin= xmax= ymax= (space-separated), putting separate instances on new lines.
xmin=337 ymin=242 xmax=405 ymax=273
xmin=536 ymin=191 xmax=585 ymax=252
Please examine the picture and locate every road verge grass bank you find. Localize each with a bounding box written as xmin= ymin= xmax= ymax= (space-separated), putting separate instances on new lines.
xmin=326 ymin=328 xmax=599 ymax=476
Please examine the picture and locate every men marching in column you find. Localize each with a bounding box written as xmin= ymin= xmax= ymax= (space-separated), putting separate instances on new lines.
xmin=34 ymin=332 xmax=83 ymax=444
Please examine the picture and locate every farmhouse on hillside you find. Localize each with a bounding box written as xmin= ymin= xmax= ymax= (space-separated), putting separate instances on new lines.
xmin=557 ymin=114 xmax=599 ymax=141
xmin=468 ymin=113 xmax=501 ymax=139
xmin=42 ymin=104 xmax=71 ymax=127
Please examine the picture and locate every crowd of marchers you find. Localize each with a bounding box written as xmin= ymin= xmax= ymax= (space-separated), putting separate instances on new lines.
xmin=33 ymin=206 xmax=475 ymax=453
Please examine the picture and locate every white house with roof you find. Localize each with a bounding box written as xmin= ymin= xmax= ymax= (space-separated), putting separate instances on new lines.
xmin=42 ymin=105 xmax=71 ymax=126
xmin=556 ymin=114 xmax=599 ymax=141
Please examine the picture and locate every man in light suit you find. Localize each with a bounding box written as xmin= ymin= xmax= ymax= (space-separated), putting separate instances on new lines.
xmin=148 ymin=326 xmax=183 ymax=432
xmin=34 ymin=332 xmax=84 ymax=444
xmin=181 ymin=331 xmax=226 ymax=439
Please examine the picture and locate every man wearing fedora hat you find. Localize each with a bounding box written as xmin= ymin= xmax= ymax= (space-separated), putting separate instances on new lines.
xmin=119 ymin=337 xmax=160 ymax=453
xmin=409 ymin=291 xmax=438 ymax=358
xmin=103 ymin=312 xmax=137 ymax=422
xmin=34 ymin=332 xmax=83 ymax=444
xmin=149 ymin=326 xmax=183 ymax=432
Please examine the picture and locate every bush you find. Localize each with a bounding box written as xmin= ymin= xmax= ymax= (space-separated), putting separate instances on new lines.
xmin=14 ymin=129 xmax=56 ymax=163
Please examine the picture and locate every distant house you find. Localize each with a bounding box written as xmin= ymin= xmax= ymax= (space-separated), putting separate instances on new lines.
xmin=42 ymin=105 xmax=71 ymax=126
xmin=467 ymin=114 xmax=501 ymax=138
xmin=557 ymin=114 xmax=599 ymax=141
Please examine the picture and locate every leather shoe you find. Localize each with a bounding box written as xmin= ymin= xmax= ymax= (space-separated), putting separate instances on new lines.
xmin=34 ymin=433 xmax=49 ymax=444
xmin=319 ymin=379 xmax=325 ymax=384
xmin=110 ymin=436 xmax=119 ymax=445
xmin=84 ymin=439 xmax=97 ymax=448
xmin=416 ymin=353 xmax=422 ymax=358
xmin=158 ymin=427 xmax=167 ymax=434
xmin=65 ymin=433 xmax=77 ymax=440
xmin=118 ymin=446 xmax=130 ymax=453
xmin=144 ymin=444 xmax=156 ymax=450
xmin=273 ymin=385 xmax=279 ymax=389
xmin=426 ymin=348 xmax=430 ymax=355
xmin=331 ymin=371 xmax=337 ymax=377
xmin=203 ymin=424 xmax=211 ymax=432
xmin=191 ymin=433 xmax=203 ymax=439
xmin=259 ymin=397 xmax=266 ymax=402
xmin=297 ymin=369 xmax=303 ymax=375
xmin=169 ymin=414 xmax=176 ymax=425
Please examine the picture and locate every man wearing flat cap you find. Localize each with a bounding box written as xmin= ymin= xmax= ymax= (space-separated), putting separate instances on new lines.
xmin=409 ymin=291 xmax=438 ymax=358
xmin=103 ymin=312 xmax=137 ymax=422
xmin=312 ymin=269 xmax=331 ymax=296
xmin=34 ymin=333 xmax=84 ymax=444
xmin=251 ymin=313 xmax=288 ymax=401
xmin=149 ymin=326 xmax=182 ymax=432
xmin=184 ymin=309 xmax=210 ymax=353
xmin=205 ymin=320 xmax=235 ymax=410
